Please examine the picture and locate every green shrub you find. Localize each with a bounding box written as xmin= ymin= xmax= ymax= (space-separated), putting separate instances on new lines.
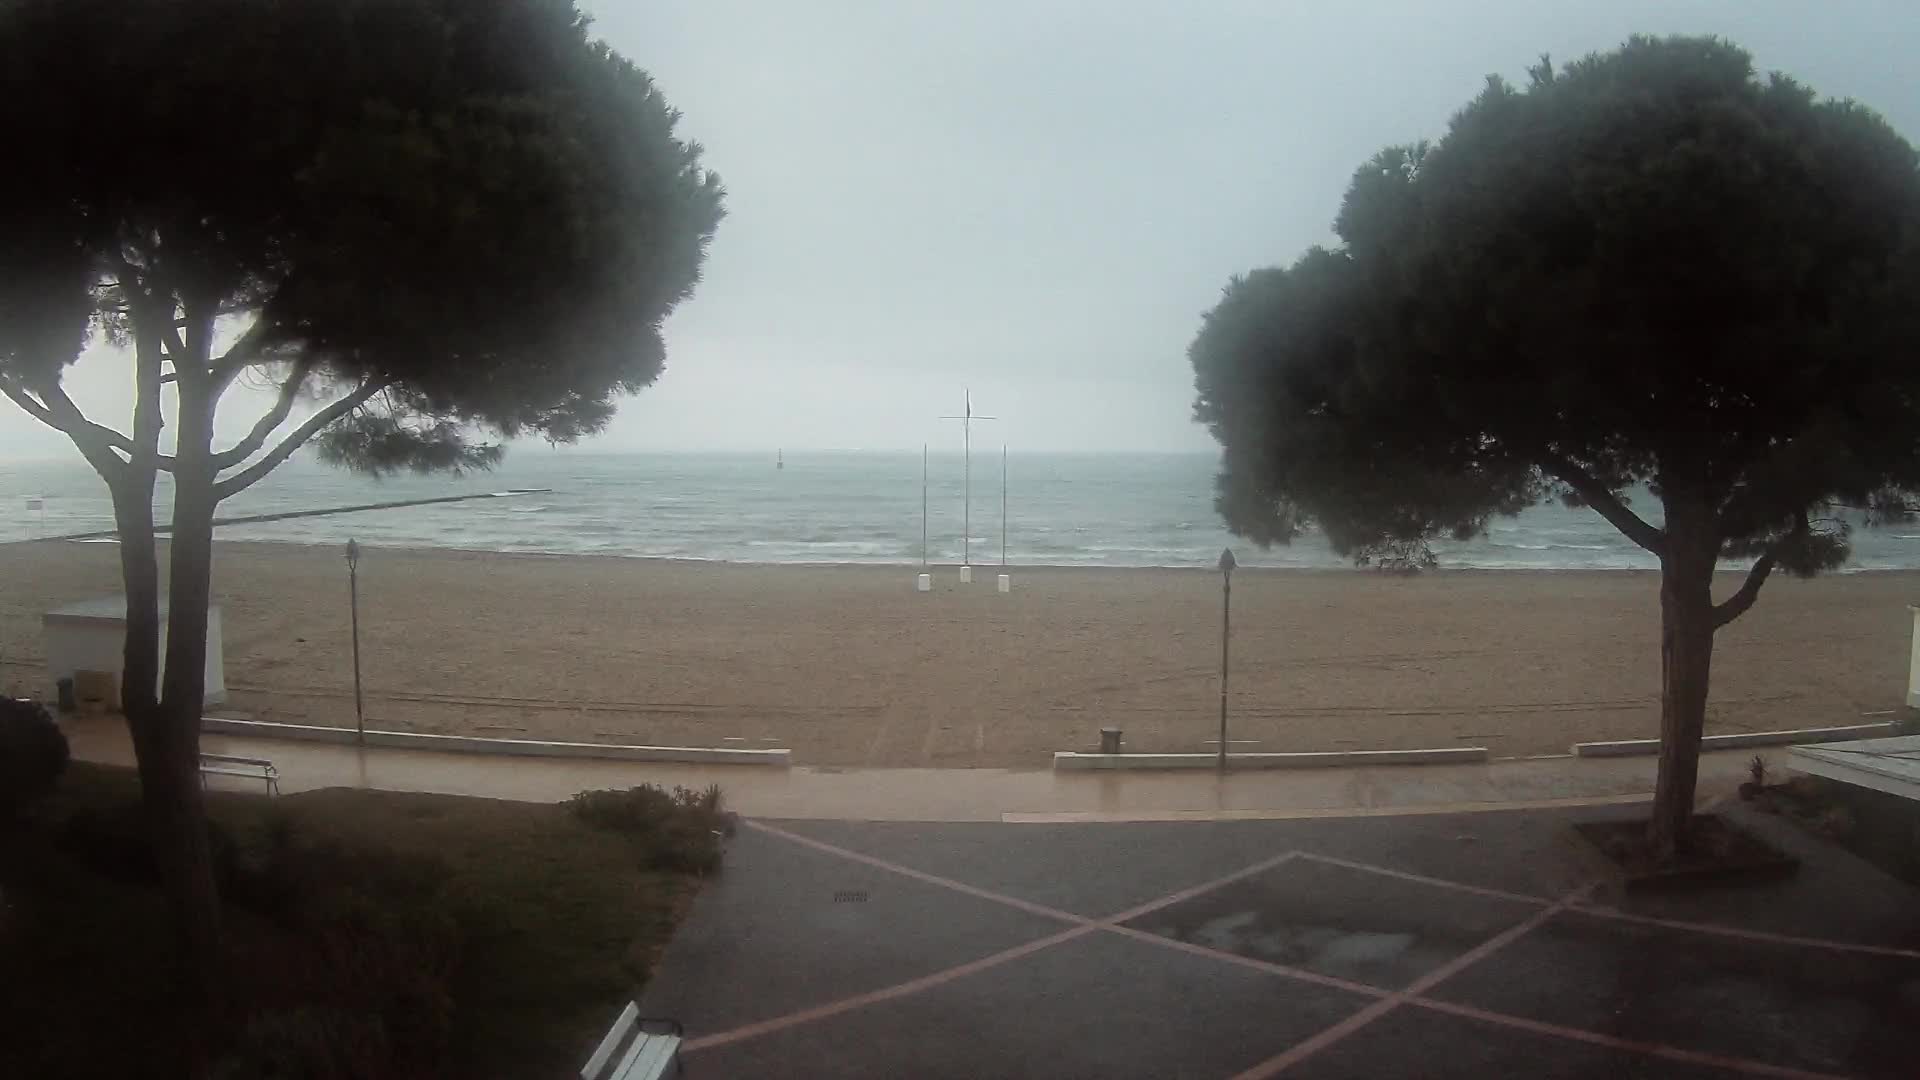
xmin=218 ymin=843 xmax=461 ymax=1078
xmin=57 ymin=801 xmax=257 ymax=894
xmin=211 ymin=1006 xmax=395 ymax=1080
xmin=563 ymin=784 xmax=728 ymax=873
xmin=0 ymin=698 xmax=68 ymax=816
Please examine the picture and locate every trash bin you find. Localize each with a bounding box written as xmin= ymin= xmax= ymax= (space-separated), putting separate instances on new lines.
xmin=1100 ymin=727 xmax=1123 ymax=755
xmin=55 ymin=676 xmax=76 ymax=714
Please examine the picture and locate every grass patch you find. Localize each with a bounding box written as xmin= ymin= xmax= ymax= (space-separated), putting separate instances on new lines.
xmin=0 ymin=764 xmax=721 ymax=1079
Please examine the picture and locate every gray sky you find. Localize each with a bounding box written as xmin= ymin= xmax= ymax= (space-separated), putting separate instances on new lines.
xmin=6 ymin=0 xmax=1918 ymax=459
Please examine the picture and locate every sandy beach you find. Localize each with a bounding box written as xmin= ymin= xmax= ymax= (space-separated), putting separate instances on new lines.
xmin=0 ymin=540 xmax=1911 ymax=767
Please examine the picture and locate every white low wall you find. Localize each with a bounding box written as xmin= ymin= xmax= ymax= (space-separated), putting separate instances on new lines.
xmin=200 ymin=717 xmax=791 ymax=766
xmin=1053 ymin=746 xmax=1489 ymax=771
xmin=1571 ymin=722 xmax=1895 ymax=758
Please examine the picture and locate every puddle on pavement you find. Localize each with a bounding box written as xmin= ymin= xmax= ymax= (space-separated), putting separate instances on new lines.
xmin=1187 ymin=909 xmax=1417 ymax=972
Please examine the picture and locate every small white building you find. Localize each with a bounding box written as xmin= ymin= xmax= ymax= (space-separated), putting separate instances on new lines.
xmin=42 ymin=596 xmax=226 ymax=706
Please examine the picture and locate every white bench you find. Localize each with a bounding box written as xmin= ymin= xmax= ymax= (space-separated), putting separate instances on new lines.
xmin=581 ymin=1003 xmax=683 ymax=1080
xmin=198 ymin=752 xmax=279 ymax=796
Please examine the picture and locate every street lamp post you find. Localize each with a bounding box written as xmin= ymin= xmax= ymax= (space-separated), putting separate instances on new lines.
xmin=1217 ymin=547 xmax=1236 ymax=773
xmin=345 ymin=539 xmax=365 ymax=748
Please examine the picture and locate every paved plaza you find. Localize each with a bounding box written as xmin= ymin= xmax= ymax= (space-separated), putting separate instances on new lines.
xmin=643 ymin=803 xmax=1920 ymax=1078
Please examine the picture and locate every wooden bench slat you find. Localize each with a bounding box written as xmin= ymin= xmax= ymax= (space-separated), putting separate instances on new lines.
xmin=580 ymin=1002 xmax=639 ymax=1079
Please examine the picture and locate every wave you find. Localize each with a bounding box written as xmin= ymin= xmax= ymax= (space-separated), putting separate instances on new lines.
xmin=12 ymin=450 xmax=1920 ymax=571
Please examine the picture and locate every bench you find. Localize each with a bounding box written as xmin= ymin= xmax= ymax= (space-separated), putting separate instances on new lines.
xmin=581 ymin=1003 xmax=683 ymax=1080
xmin=198 ymin=752 xmax=279 ymax=796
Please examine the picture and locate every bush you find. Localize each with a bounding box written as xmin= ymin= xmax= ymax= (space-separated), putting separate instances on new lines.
xmin=564 ymin=784 xmax=728 ymax=874
xmin=0 ymin=698 xmax=69 ymax=816
xmin=217 ymin=843 xmax=461 ymax=1078
xmin=57 ymin=800 xmax=301 ymax=911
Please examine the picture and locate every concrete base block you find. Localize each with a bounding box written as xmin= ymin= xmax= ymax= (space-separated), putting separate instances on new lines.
xmin=1052 ymin=746 xmax=1489 ymax=771
xmin=200 ymin=716 xmax=792 ymax=766
xmin=1572 ymin=722 xmax=1896 ymax=758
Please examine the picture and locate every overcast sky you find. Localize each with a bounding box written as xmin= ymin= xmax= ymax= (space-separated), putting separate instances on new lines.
xmin=6 ymin=0 xmax=1918 ymax=459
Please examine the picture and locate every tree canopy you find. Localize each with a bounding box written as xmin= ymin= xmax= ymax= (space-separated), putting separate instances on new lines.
xmin=1191 ymin=35 xmax=1920 ymax=855
xmin=0 ymin=0 xmax=724 ymax=1014
xmin=1196 ymin=36 xmax=1920 ymax=574
xmin=0 ymin=0 xmax=724 ymax=477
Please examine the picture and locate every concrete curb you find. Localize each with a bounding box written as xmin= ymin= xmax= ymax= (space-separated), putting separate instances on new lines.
xmin=200 ymin=716 xmax=792 ymax=766
xmin=1571 ymin=722 xmax=1896 ymax=758
xmin=1052 ymin=746 xmax=1489 ymax=771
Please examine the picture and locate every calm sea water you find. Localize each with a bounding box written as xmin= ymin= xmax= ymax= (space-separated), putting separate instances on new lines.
xmin=2 ymin=450 xmax=1917 ymax=570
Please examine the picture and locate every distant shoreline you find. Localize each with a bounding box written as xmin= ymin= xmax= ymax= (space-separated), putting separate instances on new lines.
xmin=16 ymin=535 xmax=1920 ymax=577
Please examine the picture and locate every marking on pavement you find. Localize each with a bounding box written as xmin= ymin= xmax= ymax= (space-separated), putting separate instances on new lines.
xmin=681 ymin=819 xmax=1903 ymax=1078
xmin=1231 ymin=884 xmax=1594 ymax=1078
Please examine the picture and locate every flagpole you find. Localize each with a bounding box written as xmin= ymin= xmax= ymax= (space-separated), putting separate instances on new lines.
xmin=939 ymin=390 xmax=996 ymax=574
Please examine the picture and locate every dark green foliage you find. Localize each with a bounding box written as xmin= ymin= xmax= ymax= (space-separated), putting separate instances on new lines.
xmin=214 ymin=845 xmax=463 ymax=1080
xmin=0 ymin=0 xmax=724 ymax=470
xmin=4 ymin=765 xmax=706 ymax=1078
xmin=1192 ymin=36 xmax=1920 ymax=855
xmin=0 ymin=0 xmax=724 ymax=978
xmin=0 ymin=698 xmax=67 ymax=815
xmin=1192 ymin=35 xmax=1920 ymax=569
xmin=565 ymin=784 xmax=729 ymax=874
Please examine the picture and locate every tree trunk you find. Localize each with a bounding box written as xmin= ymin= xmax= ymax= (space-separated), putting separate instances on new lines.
xmin=156 ymin=357 xmax=226 ymax=1030
xmin=1647 ymin=503 xmax=1718 ymax=861
xmin=112 ymin=485 xmax=162 ymax=720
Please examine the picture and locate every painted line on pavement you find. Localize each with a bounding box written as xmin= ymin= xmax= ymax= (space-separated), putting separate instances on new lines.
xmin=1298 ymin=850 xmax=1920 ymax=960
xmin=1409 ymin=998 xmax=1846 ymax=1080
xmin=744 ymin=819 xmax=1087 ymax=925
xmin=1230 ymin=884 xmax=1593 ymax=1078
xmin=1290 ymin=851 xmax=1553 ymax=906
xmin=700 ymin=820 xmax=1905 ymax=1077
xmin=683 ymin=924 xmax=1096 ymax=1053
xmin=1562 ymin=903 xmax=1920 ymax=960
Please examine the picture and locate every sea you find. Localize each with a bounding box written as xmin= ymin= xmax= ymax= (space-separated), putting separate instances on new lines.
xmin=3 ymin=450 xmax=1918 ymax=571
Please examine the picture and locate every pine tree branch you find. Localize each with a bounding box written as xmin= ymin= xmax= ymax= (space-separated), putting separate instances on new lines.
xmin=1713 ymin=549 xmax=1776 ymax=630
xmin=0 ymin=376 xmax=133 ymax=481
xmin=210 ymin=357 xmax=315 ymax=470
xmin=0 ymin=375 xmax=148 ymax=459
xmin=0 ymin=377 xmax=56 ymax=427
xmin=1539 ymin=452 xmax=1665 ymax=555
xmin=1712 ymin=513 xmax=1810 ymax=630
xmin=212 ymin=378 xmax=389 ymax=500
xmin=208 ymin=320 xmax=276 ymax=386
